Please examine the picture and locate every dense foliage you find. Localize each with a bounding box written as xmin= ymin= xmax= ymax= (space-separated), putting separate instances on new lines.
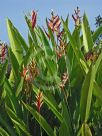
xmin=0 ymin=8 xmax=102 ymax=136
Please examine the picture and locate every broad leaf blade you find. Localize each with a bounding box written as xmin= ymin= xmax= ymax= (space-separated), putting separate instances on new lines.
xmin=0 ymin=113 xmax=16 ymax=136
xmin=14 ymin=27 xmax=28 ymax=52
xmin=6 ymin=107 xmax=31 ymax=136
xmin=22 ymin=101 xmax=54 ymax=136
xmin=6 ymin=19 xmax=23 ymax=64
xmin=92 ymin=25 xmax=102 ymax=42
xmin=81 ymin=123 xmax=92 ymax=136
xmin=0 ymin=127 xmax=10 ymax=136
xmin=80 ymin=65 xmax=96 ymax=122
xmin=9 ymin=48 xmax=20 ymax=81
xmin=4 ymin=78 xmax=22 ymax=118
xmin=82 ymin=13 xmax=93 ymax=52
xmin=0 ymin=60 xmax=8 ymax=86
xmin=39 ymin=27 xmax=53 ymax=56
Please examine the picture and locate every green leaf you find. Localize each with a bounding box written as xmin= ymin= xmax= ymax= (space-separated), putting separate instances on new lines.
xmin=92 ymin=25 xmax=102 ymax=42
xmin=44 ymin=92 xmax=58 ymax=109
xmin=28 ymin=32 xmax=33 ymax=48
xmin=61 ymin=101 xmax=73 ymax=136
xmin=15 ymin=78 xmax=24 ymax=97
xmin=46 ymin=18 xmax=56 ymax=51
xmin=82 ymin=13 xmax=94 ymax=52
xmin=45 ymin=98 xmax=64 ymax=122
xmin=94 ymin=51 xmax=102 ymax=73
xmin=80 ymin=50 xmax=102 ymax=122
xmin=9 ymin=48 xmax=20 ymax=81
xmin=81 ymin=123 xmax=92 ymax=136
xmin=6 ymin=107 xmax=31 ymax=136
xmin=39 ymin=27 xmax=53 ymax=56
xmin=65 ymin=14 xmax=69 ymax=27
xmin=14 ymin=27 xmax=28 ymax=52
xmin=25 ymin=16 xmax=38 ymax=45
xmin=0 ymin=127 xmax=10 ymax=136
xmin=62 ymin=20 xmax=79 ymax=61
xmin=62 ymin=19 xmax=88 ymax=73
xmin=0 ymin=113 xmax=16 ymax=136
xmin=93 ymin=51 xmax=102 ymax=87
xmin=59 ymin=123 xmax=69 ymax=136
xmin=4 ymin=78 xmax=22 ymax=118
xmin=6 ymin=18 xmax=23 ymax=64
xmin=32 ymin=86 xmax=63 ymax=122
xmin=45 ymin=58 xmax=57 ymax=76
xmin=72 ymin=28 xmax=81 ymax=49
xmin=22 ymin=101 xmax=54 ymax=136
xmin=93 ymin=82 xmax=102 ymax=104
xmin=0 ymin=59 xmax=8 ymax=86
xmin=32 ymin=87 xmax=72 ymax=136
xmin=80 ymin=59 xmax=89 ymax=74
xmin=80 ymin=65 xmax=96 ymax=122
xmin=22 ymin=45 xmax=33 ymax=66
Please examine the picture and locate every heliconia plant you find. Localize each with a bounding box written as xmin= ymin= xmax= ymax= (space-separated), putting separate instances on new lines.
xmin=0 ymin=7 xmax=102 ymax=136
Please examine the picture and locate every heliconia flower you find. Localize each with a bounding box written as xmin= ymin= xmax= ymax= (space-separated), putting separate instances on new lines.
xmin=35 ymin=91 xmax=43 ymax=113
xmin=59 ymin=40 xmax=66 ymax=50
xmin=1 ymin=46 xmax=6 ymax=63
xmin=72 ymin=14 xmax=77 ymax=22
xmin=74 ymin=6 xmax=80 ymax=16
xmin=28 ymin=59 xmax=39 ymax=78
xmin=53 ymin=16 xmax=61 ymax=29
xmin=31 ymin=10 xmax=37 ymax=29
xmin=56 ymin=40 xmax=66 ymax=59
xmin=57 ymin=29 xmax=64 ymax=40
xmin=56 ymin=50 xmax=63 ymax=59
xmin=21 ymin=66 xmax=32 ymax=81
xmin=0 ymin=43 xmax=7 ymax=63
xmin=25 ymin=73 xmax=32 ymax=81
xmin=47 ymin=14 xmax=61 ymax=32
xmin=60 ymin=73 xmax=69 ymax=90
xmin=56 ymin=49 xmax=65 ymax=59
xmin=72 ymin=7 xmax=81 ymax=27
xmin=21 ymin=60 xmax=38 ymax=82
xmin=85 ymin=50 xmax=98 ymax=62
xmin=21 ymin=67 xmax=28 ymax=78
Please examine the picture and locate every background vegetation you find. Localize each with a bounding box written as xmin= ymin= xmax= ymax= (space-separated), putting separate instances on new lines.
xmin=0 ymin=8 xmax=102 ymax=136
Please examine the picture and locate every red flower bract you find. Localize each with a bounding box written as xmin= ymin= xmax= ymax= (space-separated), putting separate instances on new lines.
xmin=72 ymin=7 xmax=81 ymax=27
xmin=0 ymin=43 xmax=7 ymax=63
xmin=31 ymin=10 xmax=37 ymax=29
xmin=35 ymin=91 xmax=43 ymax=113
xmin=21 ymin=66 xmax=32 ymax=82
xmin=47 ymin=12 xmax=61 ymax=32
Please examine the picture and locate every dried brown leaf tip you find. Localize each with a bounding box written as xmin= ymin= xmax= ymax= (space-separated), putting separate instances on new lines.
xmin=60 ymin=73 xmax=69 ymax=90
xmin=0 ymin=42 xmax=8 ymax=63
xmin=35 ymin=91 xmax=43 ymax=113
xmin=31 ymin=10 xmax=37 ymax=29
xmin=72 ymin=7 xmax=81 ymax=27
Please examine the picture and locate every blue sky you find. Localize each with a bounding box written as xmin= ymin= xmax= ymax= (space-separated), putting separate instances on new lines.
xmin=0 ymin=0 xmax=102 ymax=42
